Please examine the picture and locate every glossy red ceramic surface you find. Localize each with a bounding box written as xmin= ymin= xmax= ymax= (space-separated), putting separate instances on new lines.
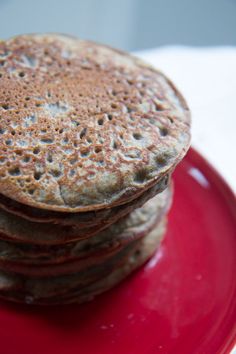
xmin=0 ymin=148 xmax=235 ymax=354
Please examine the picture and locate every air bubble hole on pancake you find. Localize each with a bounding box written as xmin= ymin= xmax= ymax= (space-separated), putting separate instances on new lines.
xmin=0 ymin=34 xmax=190 ymax=212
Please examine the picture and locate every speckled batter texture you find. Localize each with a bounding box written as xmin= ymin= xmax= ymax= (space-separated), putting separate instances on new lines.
xmin=0 ymin=34 xmax=190 ymax=212
xmin=0 ymin=33 xmax=191 ymax=305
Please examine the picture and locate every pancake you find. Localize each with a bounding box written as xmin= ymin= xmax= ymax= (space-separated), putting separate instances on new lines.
xmin=0 ymin=34 xmax=191 ymax=306
xmin=0 ymin=173 xmax=169 ymax=226
xmin=0 ymin=182 xmax=171 ymax=246
xmin=0 ymin=218 xmax=166 ymax=305
xmin=0 ymin=187 xmax=172 ymax=276
xmin=0 ymin=34 xmax=190 ymax=215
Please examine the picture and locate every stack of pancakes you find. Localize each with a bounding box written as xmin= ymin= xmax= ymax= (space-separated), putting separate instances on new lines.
xmin=0 ymin=34 xmax=190 ymax=304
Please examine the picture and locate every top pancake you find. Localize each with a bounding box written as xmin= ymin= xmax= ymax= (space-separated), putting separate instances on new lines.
xmin=0 ymin=34 xmax=190 ymax=212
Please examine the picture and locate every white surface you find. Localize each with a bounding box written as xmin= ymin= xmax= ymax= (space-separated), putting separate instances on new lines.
xmin=136 ymin=46 xmax=236 ymax=354
xmin=135 ymin=46 xmax=236 ymax=193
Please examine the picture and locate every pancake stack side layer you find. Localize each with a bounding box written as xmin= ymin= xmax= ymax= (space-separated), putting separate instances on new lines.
xmin=0 ymin=34 xmax=191 ymax=304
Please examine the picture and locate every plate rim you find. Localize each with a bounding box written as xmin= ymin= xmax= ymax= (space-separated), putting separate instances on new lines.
xmin=188 ymin=147 xmax=236 ymax=354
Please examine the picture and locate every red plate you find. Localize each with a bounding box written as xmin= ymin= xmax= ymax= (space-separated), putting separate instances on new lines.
xmin=0 ymin=148 xmax=235 ymax=354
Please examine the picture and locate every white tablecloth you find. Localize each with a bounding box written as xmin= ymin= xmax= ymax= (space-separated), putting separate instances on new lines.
xmin=135 ymin=47 xmax=236 ymax=193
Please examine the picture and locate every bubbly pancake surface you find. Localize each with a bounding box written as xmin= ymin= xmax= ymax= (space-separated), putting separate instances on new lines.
xmin=0 ymin=34 xmax=190 ymax=212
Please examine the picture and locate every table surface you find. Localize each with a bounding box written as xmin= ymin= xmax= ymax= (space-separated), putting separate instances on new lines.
xmin=136 ymin=46 xmax=236 ymax=194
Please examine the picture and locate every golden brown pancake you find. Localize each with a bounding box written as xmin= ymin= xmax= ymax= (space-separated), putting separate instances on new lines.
xmin=0 ymin=34 xmax=190 ymax=214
